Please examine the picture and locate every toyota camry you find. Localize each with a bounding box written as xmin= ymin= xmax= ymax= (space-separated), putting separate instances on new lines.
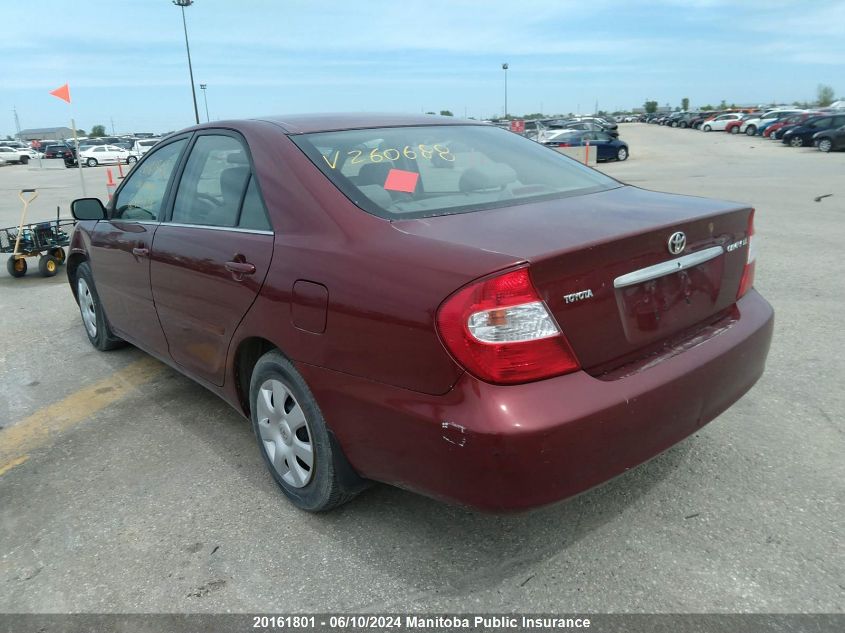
xmin=67 ymin=114 xmax=773 ymax=512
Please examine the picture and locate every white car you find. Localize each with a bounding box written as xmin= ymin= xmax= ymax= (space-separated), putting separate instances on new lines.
xmin=701 ymin=112 xmax=745 ymax=132
xmin=0 ymin=146 xmax=37 ymax=164
xmin=739 ymin=109 xmax=803 ymax=136
xmin=79 ymin=144 xmax=139 ymax=167
xmin=132 ymin=138 xmax=161 ymax=156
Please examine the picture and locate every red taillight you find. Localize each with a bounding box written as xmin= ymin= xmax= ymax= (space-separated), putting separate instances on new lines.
xmin=436 ymin=267 xmax=580 ymax=385
xmin=737 ymin=209 xmax=756 ymax=299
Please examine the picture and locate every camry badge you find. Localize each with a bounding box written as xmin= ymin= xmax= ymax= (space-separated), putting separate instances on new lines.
xmin=668 ymin=231 xmax=686 ymax=255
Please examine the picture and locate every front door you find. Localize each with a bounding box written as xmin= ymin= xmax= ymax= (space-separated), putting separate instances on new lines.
xmin=88 ymin=137 xmax=189 ymax=357
xmin=150 ymin=132 xmax=274 ymax=386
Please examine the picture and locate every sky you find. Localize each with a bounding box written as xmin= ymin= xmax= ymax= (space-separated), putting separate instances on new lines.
xmin=1 ymin=0 xmax=843 ymax=136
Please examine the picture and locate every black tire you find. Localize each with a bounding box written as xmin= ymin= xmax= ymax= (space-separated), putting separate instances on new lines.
xmin=127 ymin=155 xmax=137 ymax=164
xmin=616 ymin=146 xmax=628 ymax=161
xmin=703 ymin=124 xmax=711 ymax=132
xmin=73 ymin=261 xmax=125 ymax=350
xmin=38 ymin=254 xmax=59 ymax=277
xmin=6 ymin=257 xmax=27 ymax=278
xmin=680 ymin=121 xmax=688 ymax=128
xmin=249 ymin=350 xmax=366 ymax=511
xmin=730 ymin=126 xmax=739 ymax=134
xmin=745 ymin=125 xmax=756 ymax=136
xmin=789 ymin=136 xmax=804 ymax=148
xmin=86 ymin=157 xmax=98 ymax=167
xmin=50 ymin=247 xmax=66 ymax=264
xmin=818 ymin=138 xmax=833 ymax=153
xmin=19 ymin=155 xmax=29 ymax=165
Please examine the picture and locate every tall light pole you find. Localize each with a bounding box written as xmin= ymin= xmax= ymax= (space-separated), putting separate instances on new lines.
xmin=502 ymin=63 xmax=509 ymax=119
xmin=199 ymin=84 xmax=209 ymax=122
xmin=174 ymin=0 xmax=200 ymax=125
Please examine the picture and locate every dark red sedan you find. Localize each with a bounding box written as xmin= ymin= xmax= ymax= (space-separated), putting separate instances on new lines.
xmin=67 ymin=114 xmax=773 ymax=512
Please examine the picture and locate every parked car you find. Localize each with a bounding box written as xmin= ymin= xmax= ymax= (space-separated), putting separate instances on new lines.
xmin=43 ymin=144 xmax=76 ymax=166
xmin=813 ymin=124 xmax=845 ymax=152
xmin=723 ymin=113 xmax=758 ymax=135
xmin=0 ymin=146 xmax=37 ymax=164
xmin=132 ymin=138 xmax=160 ymax=156
xmin=740 ymin=110 xmax=803 ymax=136
xmin=782 ymin=114 xmax=845 ymax=147
xmin=78 ymin=144 xmax=138 ymax=166
xmin=701 ymin=113 xmax=745 ymax=132
xmin=67 ymin=114 xmax=772 ymax=512
xmin=543 ymin=130 xmax=628 ymax=161
xmin=763 ymin=112 xmax=814 ymax=139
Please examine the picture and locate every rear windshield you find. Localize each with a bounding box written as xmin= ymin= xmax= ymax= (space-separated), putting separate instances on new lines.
xmin=291 ymin=125 xmax=619 ymax=220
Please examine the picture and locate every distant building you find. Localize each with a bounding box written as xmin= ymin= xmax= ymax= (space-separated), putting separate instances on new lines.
xmin=19 ymin=126 xmax=74 ymax=141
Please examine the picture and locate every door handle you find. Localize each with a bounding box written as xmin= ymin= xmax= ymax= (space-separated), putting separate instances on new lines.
xmin=225 ymin=261 xmax=256 ymax=275
xmin=132 ymin=247 xmax=149 ymax=257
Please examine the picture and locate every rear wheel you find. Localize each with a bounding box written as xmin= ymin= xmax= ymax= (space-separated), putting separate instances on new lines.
xmin=127 ymin=155 xmax=137 ymax=164
xmin=703 ymin=124 xmax=711 ymax=132
xmin=38 ymin=255 xmax=59 ymax=277
xmin=50 ymin=247 xmax=66 ymax=264
xmin=818 ymin=138 xmax=833 ymax=153
xmin=74 ymin=261 xmax=124 ymax=350
xmin=745 ymin=125 xmax=757 ymax=136
xmin=616 ymin=147 xmax=628 ymax=161
xmin=789 ymin=136 xmax=804 ymax=148
xmin=250 ymin=350 xmax=364 ymax=511
xmin=6 ymin=257 xmax=27 ymax=278
xmin=86 ymin=157 xmax=98 ymax=167
xmin=730 ymin=126 xmax=739 ymax=134
xmin=19 ymin=155 xmax=29 ymax=165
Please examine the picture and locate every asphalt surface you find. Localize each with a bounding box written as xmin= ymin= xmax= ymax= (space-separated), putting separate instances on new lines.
xmin=0 ymin=126 xmax=843 ymax=614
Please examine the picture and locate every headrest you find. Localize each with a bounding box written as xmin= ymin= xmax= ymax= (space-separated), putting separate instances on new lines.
xmin=226 ymin=151 xmax=249 ymax=165
xmin=458 ymin=163 xmax=517 ymax=192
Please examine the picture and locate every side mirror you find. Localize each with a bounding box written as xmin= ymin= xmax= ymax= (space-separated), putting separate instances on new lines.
xmin=71 ymin=197 xmax=107 ymax=221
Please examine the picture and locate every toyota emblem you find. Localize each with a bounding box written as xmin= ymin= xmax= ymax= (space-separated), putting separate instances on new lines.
xmin=668 ymin=231 xmax=686 ymax=255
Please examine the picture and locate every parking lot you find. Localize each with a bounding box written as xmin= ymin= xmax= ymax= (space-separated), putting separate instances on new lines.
xmin=0 ymin=124 xmax=842 ymax=614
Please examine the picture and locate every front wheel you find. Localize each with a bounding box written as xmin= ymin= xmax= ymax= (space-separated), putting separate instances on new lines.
xmin=86 ymin=157 xmax=98 ymax=167
xmin=745 ymin=125 xmax=756 ymax=136
xmin=616 ymin=147 xmax=628 ymax=161
xmin=6 ymin=257 xmax=27 ymax=278
xmin=126 ymin=155 xmax=137 ymax=164
xmin=730 ymin=126 xmax=739 ymax=134
xmin=789 ymin=136 xmax=804 ymax=148
xmin=818 ymin=138 xmax=833 ymax=153
xmin=250 ymin=350 xmax=364 ymax=511
xmin=19 ymin=155 xmax=29 ymax=165
xmin=74 ymin=261 xmax=125 ymax=350
xmin=703 ymin=125 xmax=711 ymax=132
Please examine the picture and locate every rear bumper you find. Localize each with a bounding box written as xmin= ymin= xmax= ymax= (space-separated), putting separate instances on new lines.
xmin=299 ymin=290 xmax=774 ymax=512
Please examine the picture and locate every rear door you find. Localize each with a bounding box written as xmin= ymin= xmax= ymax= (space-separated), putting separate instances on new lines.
xmin=88 ymin=136 xmax=189 ymax=356
xmin=150 ymin=131 xmax=274 ymax=386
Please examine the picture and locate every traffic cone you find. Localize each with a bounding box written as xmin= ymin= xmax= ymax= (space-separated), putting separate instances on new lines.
xmin=106 ymin=169 xmax=117 ymax=200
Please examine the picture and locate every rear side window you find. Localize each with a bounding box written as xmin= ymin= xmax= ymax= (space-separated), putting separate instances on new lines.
xmin=113 ymin=139 xmax=187 ymax=221
xmin=172 ymin=135 xmax=251 ymax=227
xmin=292 ymin=125 xmax=618 ymax=220
xmin=238 ymin=176 xmax=272 ymax=231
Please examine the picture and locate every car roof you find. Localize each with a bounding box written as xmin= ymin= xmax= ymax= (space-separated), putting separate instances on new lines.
xmin=244 ymin=113 xmax=488 ymax=134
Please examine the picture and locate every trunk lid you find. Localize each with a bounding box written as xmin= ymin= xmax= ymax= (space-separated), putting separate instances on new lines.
xmin=392 ymin=186 xmax=752 ymax=373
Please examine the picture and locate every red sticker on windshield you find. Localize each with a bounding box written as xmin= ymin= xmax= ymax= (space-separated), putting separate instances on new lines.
xmin=383 ymin=168 xmax=419 ymax=193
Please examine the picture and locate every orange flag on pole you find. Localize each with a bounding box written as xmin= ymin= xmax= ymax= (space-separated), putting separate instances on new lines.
xmin=49 ymin=83 xmax=71 ymax=103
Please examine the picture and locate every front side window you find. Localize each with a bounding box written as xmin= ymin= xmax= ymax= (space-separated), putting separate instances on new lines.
xmin=292 ymin=125 xmax=619 ymax=220
xmin=113 ymin=138 xmax=187 ymax=221
xmin=172 ymin=135 xmax=251 ymax=227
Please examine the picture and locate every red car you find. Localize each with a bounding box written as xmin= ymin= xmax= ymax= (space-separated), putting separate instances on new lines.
xmin=67 ymin=114 xmax=773 ymax=512
xmin=764 ymin=112 xmax=821 ymax=139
